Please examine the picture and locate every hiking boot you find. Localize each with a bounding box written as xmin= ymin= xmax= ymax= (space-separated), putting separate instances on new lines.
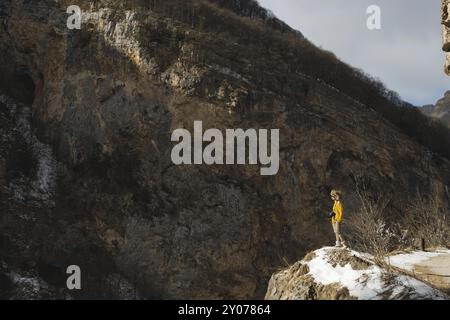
xmin=335 ymin=241 xmax=342 ymax=247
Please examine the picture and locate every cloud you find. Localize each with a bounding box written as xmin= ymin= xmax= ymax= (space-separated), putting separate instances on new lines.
xmin=258 ymin=0 xmax=449 ymax=105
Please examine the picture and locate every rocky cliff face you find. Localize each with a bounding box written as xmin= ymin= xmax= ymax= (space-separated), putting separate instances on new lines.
xmin=422 ymin=91 xmax=450 ymax=128
xmin=443 ymin=0 xmax=450 ymax=75
xmin=1 ymin=0 xmax=450 ymax=299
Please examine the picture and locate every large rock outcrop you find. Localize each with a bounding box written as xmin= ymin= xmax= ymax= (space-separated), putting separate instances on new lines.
xmin=265 ymin=247 xmax=448 ymax=300
xmin=443 ymin=0 xmax=450 ymax=75
xmin=0 ymin=0 xmax=450 ymax=299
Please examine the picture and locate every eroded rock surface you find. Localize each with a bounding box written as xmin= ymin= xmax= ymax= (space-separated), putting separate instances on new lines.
xmin=443 ymin=0 xmax=450 ymax=75
xmin=0 ymin=0 xmax=450 ymax=299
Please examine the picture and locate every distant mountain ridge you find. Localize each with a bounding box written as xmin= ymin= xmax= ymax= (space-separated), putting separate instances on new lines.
xmin=422 ymin=91 xmax=450 ymax=127
xmin=209 ymin=0 xmax=303 ymax=36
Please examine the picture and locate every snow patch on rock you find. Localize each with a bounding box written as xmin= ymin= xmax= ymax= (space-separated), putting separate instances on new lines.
xmin=387 ymin=250 xmax=450 ymax=272
xmin=266 ymin=247 xmax=448 ymax=300
xmin=0 ymin=94 xmax=58 ymax=206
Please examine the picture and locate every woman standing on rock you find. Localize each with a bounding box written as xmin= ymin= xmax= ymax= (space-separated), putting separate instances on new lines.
xmin=330 ymin=190 xmax=347 ymax=248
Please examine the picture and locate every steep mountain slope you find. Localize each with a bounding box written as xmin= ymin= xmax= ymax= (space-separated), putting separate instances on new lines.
xmin=208 ymin=0 xmax=302 ymax=35
xmin=422 ymin=91 xmax=450 ymax=127
xmin=0 ymin=0 xmax=449 ymax=299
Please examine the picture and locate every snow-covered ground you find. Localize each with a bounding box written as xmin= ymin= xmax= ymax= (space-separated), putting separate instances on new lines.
xmin=306 ymin=247 xmax=447 ymax=300
xmin=386 ymin=249 xmax=450 ymax=294
xmin=387 ymin=249 xmax=450 ymax=272
xmin=266 ymin=247 xmax=448 ymax=300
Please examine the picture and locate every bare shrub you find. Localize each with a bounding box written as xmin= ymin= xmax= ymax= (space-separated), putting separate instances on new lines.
xmin=346 ymin=182 xmax=405 ymax=266
xmin=404 ymin=189 xmax=450 ymax=249
xmin=348 ymin=180 xmax=450 ymax=265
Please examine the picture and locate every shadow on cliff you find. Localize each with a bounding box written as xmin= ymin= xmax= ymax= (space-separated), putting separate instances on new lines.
xmin=0 ymin=16 xmax=175 ymax=298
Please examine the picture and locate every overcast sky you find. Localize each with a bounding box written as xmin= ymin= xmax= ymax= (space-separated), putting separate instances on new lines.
xmin=258 ymin=0 xmax=449 ymax=106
